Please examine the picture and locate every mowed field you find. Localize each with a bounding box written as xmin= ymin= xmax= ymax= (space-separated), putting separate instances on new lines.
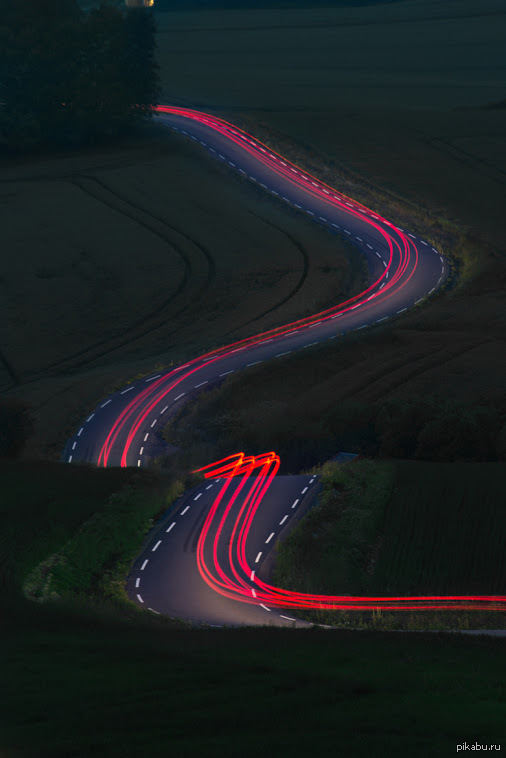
xmin=158 ymin=0 xmax=506 ymax=246
xmin=1 ymin=131 xmax=362 ymax=458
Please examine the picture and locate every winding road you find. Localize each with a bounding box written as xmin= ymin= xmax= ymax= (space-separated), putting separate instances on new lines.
xmin=63 ymin=107 xmax=504 ymax=624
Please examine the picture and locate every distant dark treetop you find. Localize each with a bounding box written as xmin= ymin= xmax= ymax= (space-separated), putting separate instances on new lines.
xmin=0 ymin=0 xmax=160 ymax=150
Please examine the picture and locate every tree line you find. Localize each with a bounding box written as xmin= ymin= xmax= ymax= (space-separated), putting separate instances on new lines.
xmin=0 ymin=0 xmax=160 ymax=149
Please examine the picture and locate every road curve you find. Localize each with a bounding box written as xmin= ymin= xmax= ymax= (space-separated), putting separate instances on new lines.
xmin=65 ymin=107 xmax=448 ymax=471
xmin=62 ymin=108 xmax=505 ymax=623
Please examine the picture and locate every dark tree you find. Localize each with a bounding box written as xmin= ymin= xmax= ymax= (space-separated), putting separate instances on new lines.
xmin=0 ymin=0 xmax=160 ymax=149
xmin=123 ymin=6 xmax=160 ymax=118
xmin=0 ymin=399 xmax=33 ymax=458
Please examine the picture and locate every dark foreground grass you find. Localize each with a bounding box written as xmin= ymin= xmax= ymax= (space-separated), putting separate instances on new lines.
xmin=274 ymin=459 xmax=506 ymax=629
xmin=3 ymin=610 xmax=506 ymax=757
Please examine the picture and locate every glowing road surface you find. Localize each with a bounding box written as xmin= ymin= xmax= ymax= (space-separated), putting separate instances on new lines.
xmin=64 ymin=107 xmax=506 ymax=621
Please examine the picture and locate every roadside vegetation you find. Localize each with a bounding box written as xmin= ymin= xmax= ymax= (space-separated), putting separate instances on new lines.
xmin=0 ymin=458 xmax=189 ymax=617
xmin=273 ymin=459 xmax=506 ymax=630
xmin=162 ymin=360 xmax=506 ymax=475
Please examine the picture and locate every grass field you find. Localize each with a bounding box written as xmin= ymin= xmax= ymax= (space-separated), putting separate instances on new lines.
xmin=2 ymin=461 xmax=506 ymax=757
xmin=4 ymin=619 xmax=506 ymax=757
xmin=273 ymin=459 xmax=506 ymax=628
xmin=1 ymin=129 xmax=363 ymax=458
xmin=157 ymin=0 xmax=506 ymax=245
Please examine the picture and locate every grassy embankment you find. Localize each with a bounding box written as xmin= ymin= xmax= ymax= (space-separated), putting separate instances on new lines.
xmin=274 ymin=459 xmax=506 ymax=630
xmin=0 ymin=458 xmax=191 ymax=616
xmin=2 ymin=461 xmax=506 ymax=757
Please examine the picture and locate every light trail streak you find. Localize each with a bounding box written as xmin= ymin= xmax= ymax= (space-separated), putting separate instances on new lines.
xmin=193 ymin=453 xmax=506 ymax=613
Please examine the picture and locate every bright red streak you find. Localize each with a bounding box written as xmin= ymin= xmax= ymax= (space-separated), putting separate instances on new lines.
xmin=193 ymin=453 xmax=506 ymax=613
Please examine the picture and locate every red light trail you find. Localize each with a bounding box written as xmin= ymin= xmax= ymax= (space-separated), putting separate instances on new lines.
xmin=194 ymin=453 xmax=506 ymax=612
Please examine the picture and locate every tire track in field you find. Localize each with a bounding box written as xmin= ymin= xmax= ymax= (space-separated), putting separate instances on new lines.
xmin=0 ymin=348 xmax=20 ymax=388
xmin=423 ymin=136 xmax=506 ymax=187
xmin=346 ymin=341 xmax=483 ymax=405
xmin=221 ymin=209 xmax=309 ymax=338
xmin=24 ymin=175 xmax=217 ymax=379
